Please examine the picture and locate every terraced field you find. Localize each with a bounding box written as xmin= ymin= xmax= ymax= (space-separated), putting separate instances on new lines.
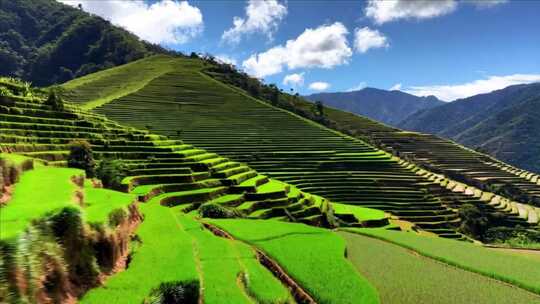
xmin=295 ymin=104 xmax=540 ymax=205
xmin=0 ymin=91 xmax=335 ymax=226
xmin=0 ymin=79 xmax=379 ymax=303
xmin=59 ymin=55 xmax=536 ymax=238
xmin=340 ymin=231 xmax=540 ymax=304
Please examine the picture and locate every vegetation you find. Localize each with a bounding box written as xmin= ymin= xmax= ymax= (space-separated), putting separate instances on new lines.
xmin=68 ymin=140 xmax=95 ymax=177
xmin=44 ymin=86 xmax=64 ymax=111
xmin=0 ymin=0 xmax=177 ymax=85
xmin=340 ymin=231 xmax=540 ymax=304
xmin=0 ymin=167 xmax=82 ymax=241
xmin=346 ymin=228 xmax=540 ymax=294
xmin=80 ymin=202 xmax=199 ymax=304
xmin=209 ymin=219 xmax=380 ymax=304
xmin=399 ymin=83 xmax=540 ymax=174
xmin=95 ymin=158 xmax=127 ymax=191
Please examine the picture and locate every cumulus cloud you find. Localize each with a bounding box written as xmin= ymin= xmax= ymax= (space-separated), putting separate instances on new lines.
xmin=58 ymin=0 xmax=203 ymax=44
xmin=354 ymin=27 xmax=389 ymax=53
xmin=215 ymin=54 xmax=237 ymax=66
xmin=347 ymin=82 xmax=367 ymax=92
xmin=365 ymin=0 xmax=458 ymax=24
xmin=283 ymin=73 xmax=305 ymax=87
xmin=222 ymin=0 xmax=287 ymax=45
xmin=242 ymin=22 xmax=352 ymax=78
xmin=309 ymin=82 xmax=330 ymax=91
xmin=390 ymin=83 xmax=402 ymax=91
xmin=404 ymin=74 xmax=540 ymax=101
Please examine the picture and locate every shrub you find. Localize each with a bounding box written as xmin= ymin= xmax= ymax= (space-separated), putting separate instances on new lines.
xmin=199 ymin=203 xmax=241 ymax=219
xmin=315 ymin=100 xmax=325 ymax=117
xmin=108 ymin=208 xmax=128 ymax=228
xmin=144 ymin=281 xmax=199 ymax=304
xmin=96 ymin=159 xmax=127 ymax=190
xmin=45 ymin=86 xmax=64 ymax=111
xmin=68 ymin=140 xmax=95 ymax=177
xmin=458 ymin=204 xmax=489 ymax=240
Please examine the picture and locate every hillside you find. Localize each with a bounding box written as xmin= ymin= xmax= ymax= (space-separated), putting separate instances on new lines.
xmin=0 ymin=0 xmax=167 ymax=86
xmin=5 ymin=73 xmax=539 ymax=304
xmin=399 ymin=83 xmax=540 ymax=173
xmin=59 ymin=55 xmax=540 ymax=240
xmin=305 ymin=87 xmax=443 ymax=126
xmin=1 ymin=59 xmax=539 ymax=304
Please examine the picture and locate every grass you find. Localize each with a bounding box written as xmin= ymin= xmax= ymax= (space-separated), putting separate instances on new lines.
xmin=0 ymin=153 xmax=36 ymax=166
xmin=82 ymin=202 xmax=292 ymax=303
xmin=345 ymin=228 xmax=540 ymax=294
xmin=0 ymin=167 xmax=82 ymax=241
xmin=332 ymin=203 xmax=386 ymax=221
xmin=177 ymin=215 xmax=290 ymax=304
xmin=80 ymin=202 xmax=198 ymax=303
xmin=339 ymin=231 xmax=540 ymax=304
xmin=83 ymin=181 xmax=136 ymax=224
xmin=60 ymin=55 xmax=179 ymax=109
xmin=208 ymin=219 xmax=379 ymax=304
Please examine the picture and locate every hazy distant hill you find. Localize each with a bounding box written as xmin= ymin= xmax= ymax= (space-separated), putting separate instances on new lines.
xmin=399 ymin=83 xmax=540 ymax=173
xmin=0 ymin=0 xmax=166 ymax=85
xmin=304 ymin=87 xmax=444 ymax=126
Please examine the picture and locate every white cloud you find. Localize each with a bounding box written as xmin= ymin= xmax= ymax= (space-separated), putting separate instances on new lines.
xmin=58 ymin=0 xmax=203 ymax=44
xmin=283 ymin=73 xmax=305 ymax=87
xmin=215 ymin=54 xmax=237 ymax=66
xmin=365 ymin=0 xmax=458 ymax=24
xmin=242 ymin=22 xmax=352 ymax=78
xmin=465 ymin=0 xmax=508 ymax=8
xmin=309 ymin=82 xmax=330 ymax=91
xmin=347 ymin=82 xmax=367 ymax=92
xmin=404 ymin=74 xmax=540 ymax=101
xmin=390 ymin=83 xmax=402 ymax=91
xmin=354 ymin=27 xmax=389 ymax=53
xmin=222 ymin=0 xmax=287 ymax=45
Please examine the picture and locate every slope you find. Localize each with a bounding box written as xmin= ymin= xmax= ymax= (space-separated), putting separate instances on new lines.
xmin=305 ymin=87 xmax=443 ymax=126
xmin=1 ymin=76 xmax=382 ymax=303
xmin=399 ymin=83 xmax=540 ymax=173
xmin=60 ymin=55 xmax=538 ymax=238
xmin=0 ymin=0 xmax=166 ymax=85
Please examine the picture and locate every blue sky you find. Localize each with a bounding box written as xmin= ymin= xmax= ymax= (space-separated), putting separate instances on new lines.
xmin=59 ymin=0 xmax=540 ymax=101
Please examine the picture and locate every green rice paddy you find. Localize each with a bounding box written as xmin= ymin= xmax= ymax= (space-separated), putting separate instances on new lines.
xmin=340 ymin=231 xmax=540 ymax=304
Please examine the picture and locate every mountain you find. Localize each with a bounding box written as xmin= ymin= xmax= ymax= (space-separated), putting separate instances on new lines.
xmin=0 ymin=0 xmax=169 ymax=86
xmin=304 ymin=87 xmax=444 ymax=126
xmin=399 ymin=83 xmax=540 ymax=173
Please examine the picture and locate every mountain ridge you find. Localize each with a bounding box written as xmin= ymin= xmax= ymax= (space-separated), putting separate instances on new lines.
xmin=399 ymin=82 xmax=540 ymax=173
xmin=304 ymin=87 xmax=444 ymax=126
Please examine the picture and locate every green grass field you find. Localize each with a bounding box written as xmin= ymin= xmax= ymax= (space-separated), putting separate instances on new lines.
xmin=81 ymin=201 xmax=199 ymax=303
xmin=345 ymin=228 xmax=540 ymax=294
xmin=61 ymin=55 xmax=180 ymax=109
xmin=0 ymin=167 xmax=82 ymax=241
xmin=209 ymin=219 xmax=380 ymax=304
xmin=340 ymin=231 xmax=540 ymax=304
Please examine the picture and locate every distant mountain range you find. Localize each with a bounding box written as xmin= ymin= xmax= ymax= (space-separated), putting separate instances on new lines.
xmin=399 ymin=83 xmax=540 ymax=173
xmin=304 ymin=88 xmax=444 ymax=126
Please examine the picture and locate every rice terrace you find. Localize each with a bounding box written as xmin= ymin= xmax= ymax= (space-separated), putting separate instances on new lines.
xmin=1 ymin=0 xmax=540 ymax=303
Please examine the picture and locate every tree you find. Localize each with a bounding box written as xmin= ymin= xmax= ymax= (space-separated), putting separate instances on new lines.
xmin=269 ymin=84 xmax=279 ymax=106
xmin=96 ymin=159 xmax=127 ymax=190
xmin=45 ymin=86 xmax=64 ymax=111
xmin=68 ymin=140 xmax=95 ymax=177
xmin=315 ymin=100 xmax=324 ymax=117
xmin=458 ymin=204 xmax=489 ymax=240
